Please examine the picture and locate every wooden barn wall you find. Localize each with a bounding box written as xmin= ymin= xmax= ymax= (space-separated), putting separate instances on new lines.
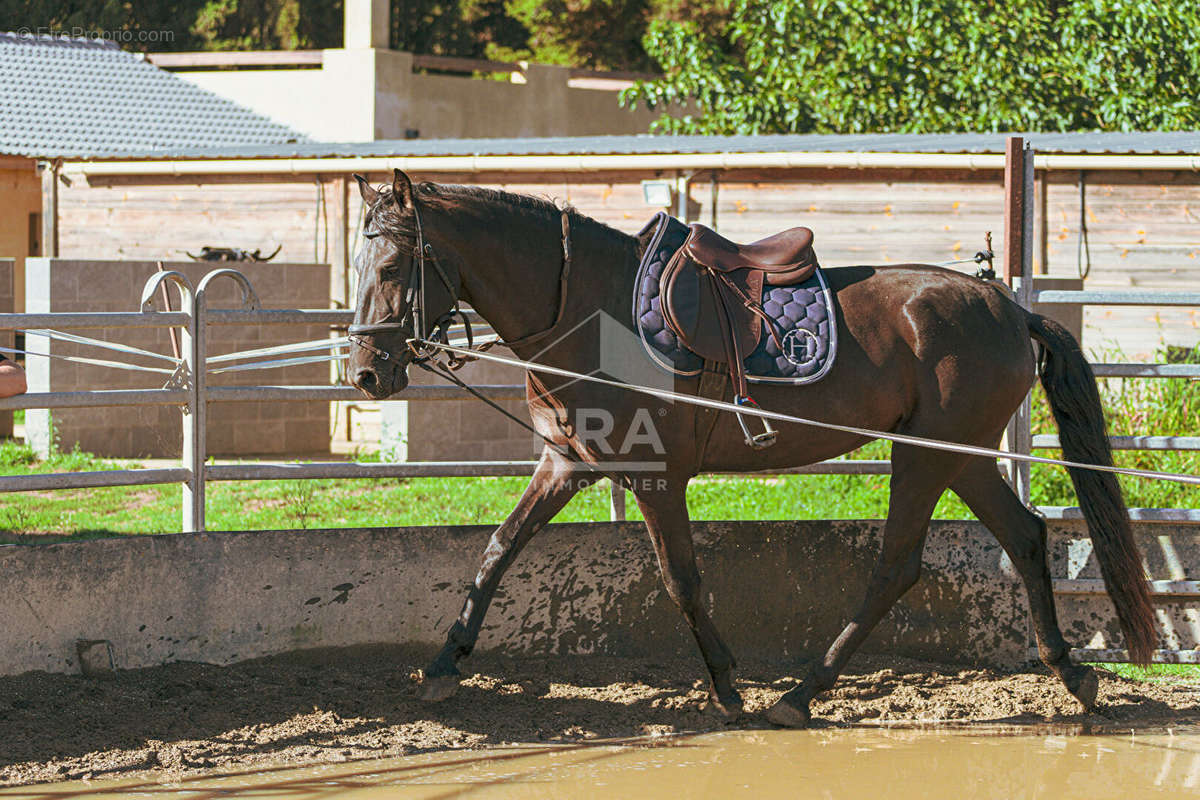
xmin=1037 ymin=173 xmax=1200 ymax=358
xmin=0 ymin=158 xmax=42 ymax=313
xmin=57 ymin=178 xmax=331 ymax=266
xmin=61 ymin=168 xmax=1200 ymax=361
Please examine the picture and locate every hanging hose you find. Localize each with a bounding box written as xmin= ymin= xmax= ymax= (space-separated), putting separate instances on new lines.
xmin=1077 ymin=171 xmax=1092 ymax=279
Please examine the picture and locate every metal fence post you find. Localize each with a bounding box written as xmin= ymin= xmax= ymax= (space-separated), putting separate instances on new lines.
xmin=138 ymin=271 xmax=201 ymax=532
xmin=1003 ymin=137 xmax=1035 ymax=505
xmin=609 ymin=479 xmax=627 ymax=521
xmin=183 ymin=286 xmax=207 ymax=532
xmin=675 ymin=171 xmax=693 ymax=222
xmin=187 ymin=269 xmax=262 ymax=533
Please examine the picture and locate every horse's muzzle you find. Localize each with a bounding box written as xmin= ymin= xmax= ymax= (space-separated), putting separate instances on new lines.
xmin=351 ymin=361 xmax=409 ymax=399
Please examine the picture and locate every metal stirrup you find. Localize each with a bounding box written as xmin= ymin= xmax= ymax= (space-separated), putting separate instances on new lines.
xmin=735 ymin=395 xmax=777 ymax=449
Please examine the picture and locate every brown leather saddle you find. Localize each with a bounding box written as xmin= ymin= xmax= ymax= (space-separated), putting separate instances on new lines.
xmin=661 ymin=223 xmax=820 ymax=448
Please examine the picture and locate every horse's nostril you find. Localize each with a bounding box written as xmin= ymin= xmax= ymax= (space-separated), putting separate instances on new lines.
xmin=355 ymin=369 xmax=378 ymax=390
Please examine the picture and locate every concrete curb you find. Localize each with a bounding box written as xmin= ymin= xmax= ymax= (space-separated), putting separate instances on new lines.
xmin=2 ymin=520 xmax=1194 ymax=677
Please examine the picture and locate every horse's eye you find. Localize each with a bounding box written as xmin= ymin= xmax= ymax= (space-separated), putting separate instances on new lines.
xmin=380 ymin=265 xmax=407 ymax=280
xmin=363 ymin=231 xmax=382 ymax=240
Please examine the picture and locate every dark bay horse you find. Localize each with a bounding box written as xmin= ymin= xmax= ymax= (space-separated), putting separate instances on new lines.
xmin=348 ymin=170 xmax=1156 ymax=727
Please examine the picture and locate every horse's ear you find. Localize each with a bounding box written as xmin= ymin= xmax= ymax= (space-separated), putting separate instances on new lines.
xmin=392 ymin=169 xmax=415 ymax=210
xmin=354 ymin=174 xmax=379 ymax=206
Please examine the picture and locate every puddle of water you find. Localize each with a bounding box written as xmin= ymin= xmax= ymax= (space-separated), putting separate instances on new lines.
xmin=5 ymin=726 xmax=1200 ymax=799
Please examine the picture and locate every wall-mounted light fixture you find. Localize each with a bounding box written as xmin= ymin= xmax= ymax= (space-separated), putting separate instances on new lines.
xmin=640 ymin=179 xmax=674 ymax=207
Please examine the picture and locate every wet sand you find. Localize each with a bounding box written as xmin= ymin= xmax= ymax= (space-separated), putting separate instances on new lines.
xmin=9 ymin=728 xmax=1199 ymax=799
xmin=1 ymin=644 xmax=1197 ymax=786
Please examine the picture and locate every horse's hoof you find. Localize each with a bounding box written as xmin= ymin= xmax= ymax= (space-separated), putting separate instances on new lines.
xmin=420 ymin=673 xmax=461 ymax=703
xmin=704 ymin=691 xmax=744 ymax=720
xmin=1068 ymin=666 xmax=1099 ymax=711
xmin=765 ymin=697 xmax=811 ymax=728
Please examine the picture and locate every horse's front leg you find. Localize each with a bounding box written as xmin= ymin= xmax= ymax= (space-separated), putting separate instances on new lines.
xmin=421 ymin=446 xmax=594 ymax=701
xmin=634 ymin=479 xmax=743 ymax=717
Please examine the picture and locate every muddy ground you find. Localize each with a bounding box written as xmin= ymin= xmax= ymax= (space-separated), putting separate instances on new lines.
xmin=2 ymin=644 xmax=1198 ymax=786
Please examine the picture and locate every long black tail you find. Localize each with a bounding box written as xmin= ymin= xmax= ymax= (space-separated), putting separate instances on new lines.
xmin=1026 ymin=312 xmax=1157 ymax=665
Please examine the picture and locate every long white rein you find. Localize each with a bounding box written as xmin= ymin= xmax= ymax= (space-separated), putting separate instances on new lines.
xmin=416 ymin=338 xmax=1200 ymax=487
xmin=16 ymin=324 xmax=1196 ymax=486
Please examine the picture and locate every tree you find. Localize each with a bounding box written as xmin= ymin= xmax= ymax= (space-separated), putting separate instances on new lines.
xmin=1057 ymin=1 xmax=1200 ymax=130
xmin=390 ymin=0 xmax=526 ymax=57
xmin=496 ymin=0 xmax=728 ymax=71
xmin=1 ymin=1 xmax=344 ymax=52
xmin=624 ymin=0 xmax=1200 ymax=133
xmin=192 ymin=0 xmax=344 ymax=51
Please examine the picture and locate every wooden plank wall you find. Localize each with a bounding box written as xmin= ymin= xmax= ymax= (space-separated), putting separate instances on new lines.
xmin=58 ymin=178 xmax=328 ymax=265
xmin=560 ymin=171 xmax=1200 ymax=359
xmin=1040 ymin=172 xmax=1200 ymax=358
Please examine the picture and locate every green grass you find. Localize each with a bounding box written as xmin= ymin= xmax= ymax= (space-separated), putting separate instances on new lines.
xmin=1093 ymin=663 xmax=1200 ymax=682
xmin=0 ymin=345 xmax=1195 ymax=540
xmin=0 ymin=467 xmax=905 ymax=542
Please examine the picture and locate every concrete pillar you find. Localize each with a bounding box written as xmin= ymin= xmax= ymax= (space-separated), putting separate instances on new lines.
xmin=320 ymin=48 xmax=384 ymax=141
xmin=372 ymin=49 xmax=415 ymax=140
xmin=344 ymin=0 xmax=390 ymax=49
xmin=0 ymin=258 xmax=13 ymax=438
xmin=24 ymin=257 xmax=51 ymax=457
xmin=321 ymin=48 xmax=413 ymax=141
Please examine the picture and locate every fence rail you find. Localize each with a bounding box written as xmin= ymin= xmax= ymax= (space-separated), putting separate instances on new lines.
xmin=3 ymin=270 xmax=1195 ymax=522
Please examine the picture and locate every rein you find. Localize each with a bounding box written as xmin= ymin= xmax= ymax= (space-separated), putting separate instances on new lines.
xmin=415 ymin=338 xmax=1200 ymax=488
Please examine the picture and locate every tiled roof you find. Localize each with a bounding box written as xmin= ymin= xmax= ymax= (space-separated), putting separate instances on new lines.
xmin=0 ymin=32 xmax=305 ymax=158
xmin=74 ymin=131 xmax=1200 ymax=162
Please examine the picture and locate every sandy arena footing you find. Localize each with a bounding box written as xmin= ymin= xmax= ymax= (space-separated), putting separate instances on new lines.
xmin=1 ymin=644 xmax=1197 ymax=786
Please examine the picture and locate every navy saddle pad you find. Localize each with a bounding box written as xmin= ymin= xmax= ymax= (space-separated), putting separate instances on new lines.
xmin=633 ymin=212 xmax=838 ymax=384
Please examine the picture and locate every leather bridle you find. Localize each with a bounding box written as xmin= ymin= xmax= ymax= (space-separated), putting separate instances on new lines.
xmin=347 ymin=189 xmax=475 ymax=368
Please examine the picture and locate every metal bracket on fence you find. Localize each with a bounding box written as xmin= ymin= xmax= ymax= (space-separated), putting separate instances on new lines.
xmin=163 ymin=362 xmax=191 ymax=396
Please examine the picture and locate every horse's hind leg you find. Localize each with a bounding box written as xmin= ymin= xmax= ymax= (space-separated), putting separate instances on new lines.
xmin=767 ymin=444 xmax=966 ymax=728
xmin=634 ymin=480 xmax=742 ymax=717
xmin=421 ymin=446 xmax=595 ymax=702
xmin=950 ymin=458 xmax=1099 ymax=709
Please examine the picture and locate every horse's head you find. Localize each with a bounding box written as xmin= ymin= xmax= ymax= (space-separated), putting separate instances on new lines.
xmin=348 ymin=169 xmax=459 ymax=399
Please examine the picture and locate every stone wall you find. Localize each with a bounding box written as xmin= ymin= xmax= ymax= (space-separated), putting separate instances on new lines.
xmin=24 ymin=259 xmax=330 ymax=458
xmin=2 ymin=519 xmax=1193 ymax=677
